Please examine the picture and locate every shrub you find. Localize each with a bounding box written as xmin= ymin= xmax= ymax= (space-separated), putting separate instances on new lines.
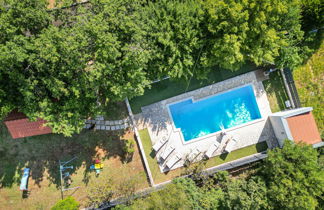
xmin=51 ymin=196 xmax=79 ymax=210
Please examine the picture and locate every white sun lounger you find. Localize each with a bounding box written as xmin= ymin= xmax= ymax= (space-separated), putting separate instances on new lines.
xmin=160 ymin=145 xmax=175 ymax=160
xmin=224 ymin=135 xmax=238 ymax=153
xmin=188 ymin=148 xmax=201 ymax=162
xmin=205 ymin=141 xmax=220 ymax=158
xmin=152 ymin=137 xmax=168 ymax=152
xmin=166 ymin=153 xmax=182 ymax=169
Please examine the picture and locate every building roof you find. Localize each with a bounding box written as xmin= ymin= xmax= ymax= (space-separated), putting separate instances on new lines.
xmin=4 ymin=111 xmax=52 ymax=139
xmin=286 ymin=112 xmax=321 ymax=145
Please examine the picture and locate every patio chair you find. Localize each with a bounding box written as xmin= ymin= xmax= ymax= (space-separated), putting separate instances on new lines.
xmin=205 ymin=141 xmax=220 ymax=158
xmin=188 ymin=148 xmax=201 ymax=162
xmin=160 ymin=145 xmax=175 ymax=160
xmin=166 ymin=153 xmax=182 ymax=169
xmin=152 ymin=136 xmax=168 ymax=152
xmin=224 ymin=135 xmax=239 ymax=153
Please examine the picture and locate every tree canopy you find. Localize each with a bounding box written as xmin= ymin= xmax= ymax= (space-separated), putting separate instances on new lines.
xmin=0 ymin=0 xmax=319 ymax=135
xmin=117 ymin=142 xmax=324 ymax=210
xmin=262 ymin=140 xmax=324 ymax=209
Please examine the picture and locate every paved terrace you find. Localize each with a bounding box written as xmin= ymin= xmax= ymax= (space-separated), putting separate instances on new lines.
xmin=134 ymin=71 xmax=277 ymax=172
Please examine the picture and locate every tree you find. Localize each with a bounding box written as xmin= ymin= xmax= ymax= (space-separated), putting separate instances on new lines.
xmin=0 ymin=0 xmax=51 ymax=43
xmin=87 ymin=179 xmax=114 ymax=208
xmin=140 ymin=0 xmax=204 ymax=80
xmin=262 ymin=140 xmax=324 ymax=209
xmin=299 ymin=0 xmax=324 ymax=31
xmin=202 ymin=0 xmax=304 ymax=70
xmin=51 ymin=196 xmax=79 ymax=210
xmin=0 ymin=0 xmax=151 ymax=136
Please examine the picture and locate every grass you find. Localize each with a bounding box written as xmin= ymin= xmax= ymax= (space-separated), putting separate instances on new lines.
xmin=139 ymin=129 xmax=268 ymax=184
xmin=293 ymin=39 xmax=324 ymax=137
xmin=99 ymin=101 xmax=129 ymax=120
xmin=130 ymin=64 xmax=257 ymax=114
xmin=262 ymin=70 xmax=289 ymax=112
xmin=0 ymin=123 xmax=149 ymax=209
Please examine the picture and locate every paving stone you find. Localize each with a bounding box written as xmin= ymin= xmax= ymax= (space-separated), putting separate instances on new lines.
xmin=101 ymin=125 xmax=106 ymax=130
xmin=96 ymin=115 xmax=104 ymax=121
xmin=115 ymin=125 xmax=121 ymax=130
xmin=111 ymin=126 xmax=116 ymax=130
xmin=96 ymin=120 xmax=101 ymax=124
xmin=120 ymin=125 xmax=125 ymax=129
xmin=118 ymin=120 xmax=123 ymax=124
xmin=105 ymin=126 xmax=110 ymax=130
xmin=105 ymin=121 xmax=110 ymax=125
xmin=95 ymin=125 xmax=101 ymax=130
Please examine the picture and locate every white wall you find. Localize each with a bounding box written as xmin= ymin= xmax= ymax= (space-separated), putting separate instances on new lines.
xmin=269 ymin=116 xmax=290 ymax=147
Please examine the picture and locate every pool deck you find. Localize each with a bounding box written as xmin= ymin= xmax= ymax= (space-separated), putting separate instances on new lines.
xmin=134 ymin=70 xmax=277 ymax=172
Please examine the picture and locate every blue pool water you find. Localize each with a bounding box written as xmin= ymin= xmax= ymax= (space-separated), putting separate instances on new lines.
xmin=169 ymin=85 xmax=261 ymax=141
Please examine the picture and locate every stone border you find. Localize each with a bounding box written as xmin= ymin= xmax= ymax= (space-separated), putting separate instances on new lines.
xmin=83 ymin=116 xmax=130 ymax=131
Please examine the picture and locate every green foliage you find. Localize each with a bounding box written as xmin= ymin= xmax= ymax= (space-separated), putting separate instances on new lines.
xmin=263 ymin=140 xmax=324 ymax=209
xmin=0 ymin=0 xmax=51 ymax=43
xmin=51 ymin=196 xmax=79 ymax=210
xmin=123 ymin=139 xmax=135 ymax=156
xmin=87 ymin=179 xmax=114 ymax=208
xmin=0 ymin=0 xmax=320 ymax=136
xmin=293 ymin=39 xmax=324 ymax=137
xmin=140 ymin=0 xmax=204 ymax=79
xmin=123 ymin=142 xmax=323 ymax=209
xmin=124 ymin=183 xmax=190 ymax=210
xmin=202 ymin=0 xmax=304 ymax=70
xmin=0 ymin=0 xmax=150 ymax=136
xmin=220 ymin=177 xmax=269 ymax=210
xmin=300 ymin=0 xmax=324 ymax=31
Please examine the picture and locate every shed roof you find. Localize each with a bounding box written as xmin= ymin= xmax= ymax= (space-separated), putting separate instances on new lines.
xmin=4 ymin=111 xmax=52 ymax=139
xmin=286 ymin=112 xmax=321 ymax=145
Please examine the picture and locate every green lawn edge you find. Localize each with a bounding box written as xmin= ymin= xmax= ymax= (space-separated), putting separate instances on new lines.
xmin=130 ymin=64 xmax=257 ymax=114
xmin=139 ymin=128 xmax=268 ymax=184
xmin=262 ymin=70 xmax=289 ymax=112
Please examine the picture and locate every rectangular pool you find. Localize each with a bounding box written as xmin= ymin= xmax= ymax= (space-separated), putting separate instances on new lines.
xmin=168 ymin=85 xmax=261 ymax=142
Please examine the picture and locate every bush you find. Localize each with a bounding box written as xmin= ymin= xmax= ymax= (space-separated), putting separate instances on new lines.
xmin=51 ymin=196 xmax=79 ymax=210
xmin=123 ymin=139 xmax=135 ymax=162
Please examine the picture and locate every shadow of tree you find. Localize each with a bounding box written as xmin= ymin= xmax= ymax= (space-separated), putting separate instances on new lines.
xmin=0 ymin=122 xmax=128 ymax=190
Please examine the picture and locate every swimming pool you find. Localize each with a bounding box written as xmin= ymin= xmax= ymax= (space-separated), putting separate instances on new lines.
xmin=168 ymin=85 xmax=261 ymax=142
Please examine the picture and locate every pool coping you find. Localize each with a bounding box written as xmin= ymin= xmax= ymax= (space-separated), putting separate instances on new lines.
xmin=166 ymin=83 xmax=265 ymax=145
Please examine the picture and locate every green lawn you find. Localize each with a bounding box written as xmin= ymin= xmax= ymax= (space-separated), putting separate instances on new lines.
xmin=139 ymin=129 xmax=268 ymax=184
xmin=130 ymin=64 xmax=257 ymax=114
xmin=262 ymin=70 xmax=289 ymax=112
xmin=0 ymin=123 xmax=148 ymax=209
xmin=293 ymin=39 xmax=324 ymax=138
xmin=99 ymin=101 xmax=129 ymax=120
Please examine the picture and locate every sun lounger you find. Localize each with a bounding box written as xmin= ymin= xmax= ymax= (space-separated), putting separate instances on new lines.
xmin=188 ymin=148 xmax=201 ymax=162
xmin=205 ymin=141 xmax=220 ymax=158
xmin=152 ymin=137 xmax=168 ymax=152
xmin=224 ymin=135 xmax=238 ymax=153
xmin=20 ymin=168 xmax=30 ymax=191
xmin=166 ymin=153 xmax=182 ymax=169
xmin=160 ymin=145 xmax=175 ymax=160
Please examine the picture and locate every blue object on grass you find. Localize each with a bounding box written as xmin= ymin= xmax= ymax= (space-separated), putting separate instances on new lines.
xmin=20 ymin=168 xmax=30 ymax=191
